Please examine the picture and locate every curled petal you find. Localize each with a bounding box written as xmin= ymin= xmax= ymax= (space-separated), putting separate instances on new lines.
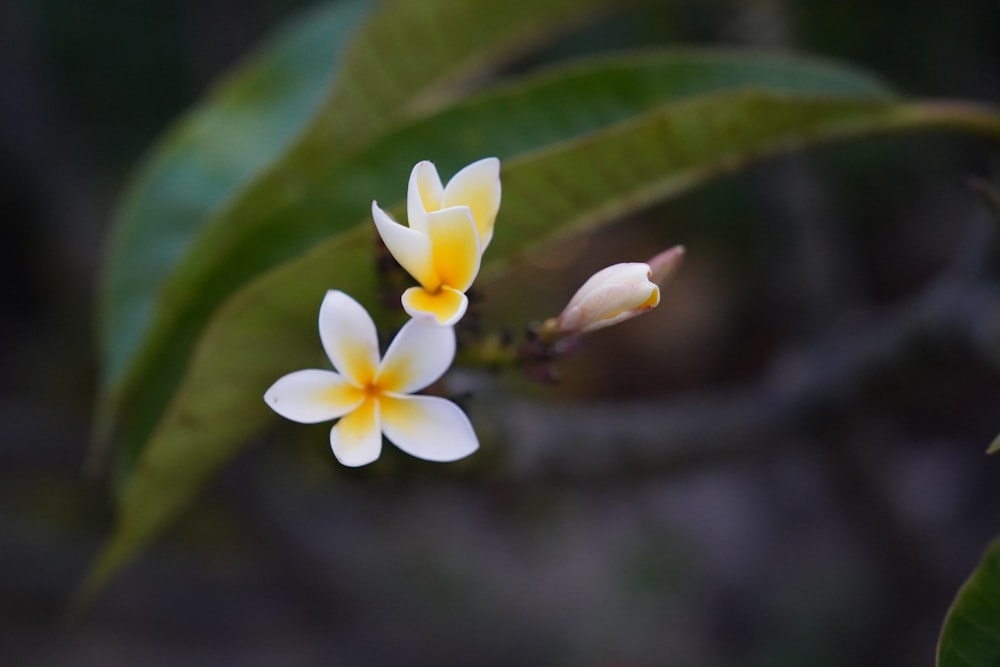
xmin=319 ymin=290 xmax=381 ymax=386
xmin=566 ymin=263 xmax=654 ymax=310
xmin=372 ymin=201 xmax=439 ymax=290
xmin=330 ymin=398 xmax=382 ymax=467
xmin=557 ymin=263 xmax=660 ymax=335
xmin=376 ymin=319 xmax=456 ymax=394
xmin=380 ymin=394 xmax=479 ymax=462
xmin=264 ymin=369 xmax=365 ymax=424
xmin=442 ymin=157 xmax=501 ymax=250
xmin=426 ymin=207 xmax=481 ymax=291
xmin=401 ymin=285 xmax=468 ymax=327
xmin=560 ymin=280 xmax=659 ymax=334
xmin=407 ymin=160 xmax=444 ymax=232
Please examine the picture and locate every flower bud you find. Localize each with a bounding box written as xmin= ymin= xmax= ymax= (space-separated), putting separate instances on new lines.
xmin=551 ymin=245 xmax=684 ymax=337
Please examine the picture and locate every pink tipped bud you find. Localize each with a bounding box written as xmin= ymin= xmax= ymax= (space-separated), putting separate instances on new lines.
xmin=552 ymin=246 xmax=684 ymax=337
xmin=556 ymin=264 xmax=659 ymax=335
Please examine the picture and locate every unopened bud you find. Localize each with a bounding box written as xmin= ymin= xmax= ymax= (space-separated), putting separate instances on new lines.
xmin=538 ymin=246 xmax=685 ymax=341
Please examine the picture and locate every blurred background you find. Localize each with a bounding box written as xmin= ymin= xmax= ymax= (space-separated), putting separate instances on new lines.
xmin=3 ymin=0 xmax=1000 ymax=665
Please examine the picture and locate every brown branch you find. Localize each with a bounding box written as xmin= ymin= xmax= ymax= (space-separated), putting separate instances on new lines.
xmin=475 ymin=276 xmax=1000 ymax=485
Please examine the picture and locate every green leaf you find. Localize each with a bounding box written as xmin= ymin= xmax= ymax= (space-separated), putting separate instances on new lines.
xmin=93 ymin=0 xmax=373 ymax=445
xmin=938 ymin=537 xmax=1000 ymax=667
xmin=103 ymin=49 xmax=896 ymax=483
xmin=312 ymin=0 xmax=630 ymax=146
xmin=78 ymin=91 xmax=1000 ymax=604
xmin=97 ymin=0 xmax=643 ymax=478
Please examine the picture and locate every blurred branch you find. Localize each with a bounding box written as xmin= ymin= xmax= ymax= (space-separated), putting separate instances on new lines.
xmin=487 ymin=273 xmax=1000 ymax=485
xmin=754 ymin=156 xmax=865 ymax=334
xmin=969 ymin=177 xmax=1000 ymax=223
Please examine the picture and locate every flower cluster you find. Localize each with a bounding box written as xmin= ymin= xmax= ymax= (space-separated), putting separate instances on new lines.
xmin=265 ymin=159 xmax=500 ymax=467
xmin=265 ymin=157 xmax=682 ymax=467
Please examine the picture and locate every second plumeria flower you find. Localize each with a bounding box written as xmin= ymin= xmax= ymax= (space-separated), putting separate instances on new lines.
xmin=372 ymin=158 xmax=501 ymax=326
xmin=264 ymin=290 xmax=478 ymax=467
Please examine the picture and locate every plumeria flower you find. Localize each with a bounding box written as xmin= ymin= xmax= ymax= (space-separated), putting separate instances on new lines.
xmin=545 ymin=246 xmax=685 ymax=339
xmin=372 ymin=158 xmax=501 ymax=326
xmin=264 ymin=290 xmax=478 ymax=467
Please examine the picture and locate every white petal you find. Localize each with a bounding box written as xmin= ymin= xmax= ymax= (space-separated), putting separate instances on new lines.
xmin=565 ymin=263 xmax=652 ymax=311
xmin=264 ymin=369 xmax=364 ymax=423
xmin=372 ymin=201 xmax=438 ymax=289
xmin=330 ymin=398 xmax=382 ymax=467
xmin=442 ymin=157 xmax=501 ymax=250
xmin=380 ymin=394 xmax=478 ymax=462
xmin=319 ymin=290 xmax=380 ymax=385
xmin=376 ymin=318 xmax=456 ymax=394
xmin=407 ymin=160 xmax=443 ymax=231
xmin=563 ymin=281 xmax=659 ymax=334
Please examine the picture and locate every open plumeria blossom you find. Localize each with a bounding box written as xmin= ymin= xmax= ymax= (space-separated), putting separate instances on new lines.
xmin=372 ymin=158 xmax=501 ymax=326
xmin=541 ymin=246 xmax=685 ymax=340
xmin=264 ymin=290 xmax=478 ymax=467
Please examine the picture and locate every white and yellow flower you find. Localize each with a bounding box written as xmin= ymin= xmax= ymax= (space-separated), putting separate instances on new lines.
xmin=264 ymin=290 xmax=478 ymax=467
xmin=372 ymin=158 xmax=501 ymax=326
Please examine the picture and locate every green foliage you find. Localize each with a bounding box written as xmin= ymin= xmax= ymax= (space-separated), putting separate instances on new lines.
xmin=94 ymin=0 xmax=373 ymax=457
xmin=938 ymin=538 xmax=1000 ymax=667
xmin=86 ymin=0 xmax=1000 ymax=607
xmin=103 ymin=50 xmax=903 ymax=486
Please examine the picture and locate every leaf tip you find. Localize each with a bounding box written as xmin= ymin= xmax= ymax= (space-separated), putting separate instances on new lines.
xmin=68 ymin=529 xmax=140 ymax=616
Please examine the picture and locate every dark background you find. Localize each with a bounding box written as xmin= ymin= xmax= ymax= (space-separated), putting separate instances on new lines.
xmin=2 ymin=1 xmax=1000 ymax=665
